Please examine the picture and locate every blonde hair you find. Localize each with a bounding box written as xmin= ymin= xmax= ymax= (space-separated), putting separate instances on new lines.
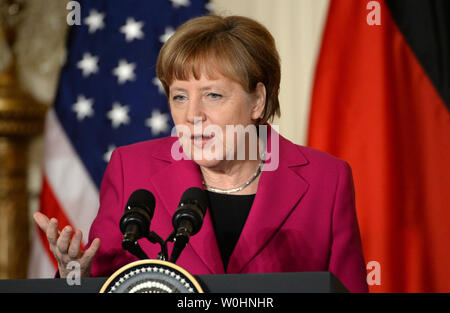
xmin=156 ymin=15 xmax=281 ymax=124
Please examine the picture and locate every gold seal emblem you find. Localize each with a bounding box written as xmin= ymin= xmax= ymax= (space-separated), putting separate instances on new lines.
xmin=99 ymin=259 xmax=204 ymax=293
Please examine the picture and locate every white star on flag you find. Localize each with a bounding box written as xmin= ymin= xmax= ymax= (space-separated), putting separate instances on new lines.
xmin=205 ymin=2 xmax=215 ymax=12
xmin=112 ymin=59 xmax=136 ymax=84
xmin=84 ymin=10 xmax=105 ymax=34
xmin=120 ymin=17 xmax=145 ymax=42
xmin=170 ymin=0 xmax=191 ymax=8
xmin=145 ymin=110 xmax=170 ymax=136
xmin=159 ymin=27 xmax=175 ymax=43
xmin=152 ymin=77 xmax=165 ymax=94
xmin=72 ymin=95 xmax=94 ymax=121
xmin=103 ymin=144 xmax=116 ymax=163
xmin=107 ymin=102 xmax=130 ymax=128
xmin=77 ymin=52 xmax=99 ymax=77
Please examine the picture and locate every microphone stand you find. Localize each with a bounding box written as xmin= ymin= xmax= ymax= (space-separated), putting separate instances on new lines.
xmin=164 ymin=229 xmax=188 ymax=264
xmin=122 ymin=231 xmax=169 ymax=261
xmin=122 ymin=239 xmax=149 ymax=260
xmin=122 ymin=227 xmax=193 ymax=263
xmin=146 ymin=231 xmax=169 ymax=261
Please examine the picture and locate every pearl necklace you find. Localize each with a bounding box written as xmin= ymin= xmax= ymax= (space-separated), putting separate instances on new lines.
xmin=202 ymin=159 xmax=264 ymax=194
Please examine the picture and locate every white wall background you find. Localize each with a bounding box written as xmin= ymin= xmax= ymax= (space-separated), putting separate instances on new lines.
xmin=210 ymin=0 xmax=330 ymax=145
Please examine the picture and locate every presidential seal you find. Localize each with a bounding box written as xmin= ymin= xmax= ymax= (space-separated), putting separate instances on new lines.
xmin=99 ymin=259 xmax=204 ymax=293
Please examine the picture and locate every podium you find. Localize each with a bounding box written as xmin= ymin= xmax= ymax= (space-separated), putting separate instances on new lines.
xmin=0 ymin=272 xmax=348 ymax=293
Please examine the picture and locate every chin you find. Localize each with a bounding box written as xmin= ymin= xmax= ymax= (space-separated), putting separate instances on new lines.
xmin=191 ymin=154 xmax=224 ymax=169
xmin=185 ymin=140 xmax=228 ymax=168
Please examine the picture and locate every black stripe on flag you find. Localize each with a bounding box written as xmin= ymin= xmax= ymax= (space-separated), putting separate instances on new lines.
xmin=385 ymin=0 xmax=450 ymax=111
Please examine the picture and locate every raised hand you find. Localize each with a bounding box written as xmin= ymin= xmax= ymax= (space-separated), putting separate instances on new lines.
xmin=33 ymin=212 xmax=100 ymax=278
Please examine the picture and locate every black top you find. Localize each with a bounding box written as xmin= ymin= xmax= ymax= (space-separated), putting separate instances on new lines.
xmin=206 ymin=191 xmax=255 ymax=271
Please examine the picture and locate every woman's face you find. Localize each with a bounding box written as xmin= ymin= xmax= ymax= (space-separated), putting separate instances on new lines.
xmin=169 ymin=71 xmax=266 ymax=169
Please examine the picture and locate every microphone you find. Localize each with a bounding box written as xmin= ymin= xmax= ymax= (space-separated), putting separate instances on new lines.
xmin=120 ymin=189 xmax=156 ymax=259
xmin=170 ymin=187 xmax=208 ymax=263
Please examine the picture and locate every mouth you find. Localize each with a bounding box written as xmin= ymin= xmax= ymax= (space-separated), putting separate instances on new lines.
xmin=191 ymin=134 xmax=215 ymax=148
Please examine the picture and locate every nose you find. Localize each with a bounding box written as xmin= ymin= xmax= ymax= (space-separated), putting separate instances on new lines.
xmin=186 ymin=96 xmax=206 ymax=125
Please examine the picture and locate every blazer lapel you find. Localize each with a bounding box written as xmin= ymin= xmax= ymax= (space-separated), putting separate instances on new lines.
xmin=149 ymin=140 xmax=224 ymax=274
xmin=227 ymin=129 xmax=310 ymax=273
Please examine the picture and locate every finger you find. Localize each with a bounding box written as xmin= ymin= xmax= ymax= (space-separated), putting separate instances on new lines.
xmin=68 ymin=230 xmax=82 ymax=259
xmin=33 ymin=212 xmax=50 ymax=233
xmin=46 ymin=218 xmax=59 ymax=246
xmin=56 ymin=225 xmax=72 ymax=255
xmin=81 ymin=238 xmax=101 ymax=264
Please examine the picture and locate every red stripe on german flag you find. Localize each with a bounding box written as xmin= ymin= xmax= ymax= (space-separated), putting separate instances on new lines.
xmin=308 ymin=0 xmax=450 ymax=292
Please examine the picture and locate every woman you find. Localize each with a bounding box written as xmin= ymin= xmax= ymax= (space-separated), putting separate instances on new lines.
xmin=34 ymin=15 xmax=368 ymax=293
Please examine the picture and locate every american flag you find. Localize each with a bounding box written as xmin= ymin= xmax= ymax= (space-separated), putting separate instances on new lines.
xmin=28 ymin=0 xmax=210 ymax=278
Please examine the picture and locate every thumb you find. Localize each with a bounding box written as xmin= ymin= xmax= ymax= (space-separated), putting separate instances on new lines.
xmin=82 ymin=238 xmax=101 ymax=262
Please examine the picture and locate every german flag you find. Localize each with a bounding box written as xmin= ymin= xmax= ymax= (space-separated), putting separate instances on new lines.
xmin=308 ymin=0 xmax=450 ymax=292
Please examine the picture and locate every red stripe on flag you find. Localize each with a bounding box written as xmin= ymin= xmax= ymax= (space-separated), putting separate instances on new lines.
xmin=37 ymin=175 xmax=85 ymax=269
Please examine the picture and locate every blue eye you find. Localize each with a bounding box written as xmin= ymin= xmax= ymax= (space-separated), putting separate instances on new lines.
xmin=172 ymin=95 xmax=186 ymax=101
xmin=208 ymin=93 xmax=222 ymax=99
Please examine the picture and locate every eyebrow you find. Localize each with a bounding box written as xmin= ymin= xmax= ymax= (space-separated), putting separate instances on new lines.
xmin=170 ymin=86 xmax=219 ymax=92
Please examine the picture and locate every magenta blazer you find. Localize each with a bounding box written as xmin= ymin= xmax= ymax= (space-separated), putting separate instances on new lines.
xmin=88 ymin=127 xmax=368 ymax=293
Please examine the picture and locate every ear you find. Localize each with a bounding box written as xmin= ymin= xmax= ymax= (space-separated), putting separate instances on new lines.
xmin=250 ymin=82 xmax=266 ymax=121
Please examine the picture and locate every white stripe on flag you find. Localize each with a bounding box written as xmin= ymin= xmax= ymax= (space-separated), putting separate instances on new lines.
xmin=43 ymin=109 xmax=100 ymax=242
xmin=28 ymin=226 xmax=57 ymax=278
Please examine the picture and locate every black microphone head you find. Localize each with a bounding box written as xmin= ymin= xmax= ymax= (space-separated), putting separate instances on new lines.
xmin=126 ymin=189 xmax=156 ymax=218
xmin=179 ymin=187 xmax=208 ymax=215
xmin=172 ymin=187 xmax=208 ymax=236
xmin=120 ymin=189 xmax=156 ymax=238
